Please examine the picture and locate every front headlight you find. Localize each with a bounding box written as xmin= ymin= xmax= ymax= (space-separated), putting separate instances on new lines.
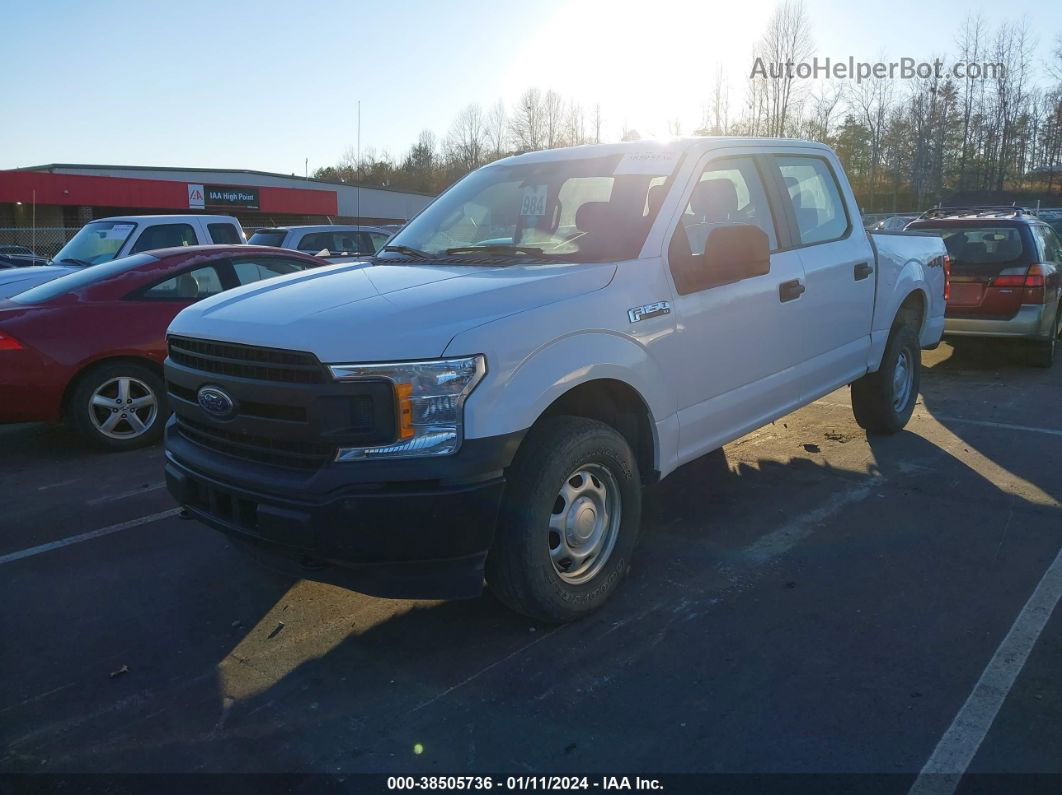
xmin=329 ymin=355 xmax=486 ymax=460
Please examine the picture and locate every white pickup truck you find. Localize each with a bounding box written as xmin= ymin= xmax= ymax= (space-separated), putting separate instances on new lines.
xmin=163 ymin=138 xmax=947 ymax=622
xmin=0 ymin=214 xmax=245 ymax=299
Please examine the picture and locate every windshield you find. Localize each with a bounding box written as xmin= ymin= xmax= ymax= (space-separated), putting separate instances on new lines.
xmin=910 ymin=225 xmax=1029 ymax=267
xmin=53 ymin=221 xmax=138 ymax=266
xmin=381 ymin=153 xmax=676 ymax=263
xmin=247 ymin=231 xmax=288 ymax=247
xmin=10 ymin=253 xmax=159 ymax=305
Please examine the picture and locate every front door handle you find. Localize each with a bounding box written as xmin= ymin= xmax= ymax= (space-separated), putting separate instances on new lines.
xmin=854 ymin=262 xmax=874 ymax=280
xmin=779 ymin=279 xmax=806 ymax=302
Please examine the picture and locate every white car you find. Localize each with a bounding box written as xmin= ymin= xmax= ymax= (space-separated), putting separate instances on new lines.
xmin=164 ymin=138 xmax=947 ymax=622
xmin=0 ymin=214 xmax=245 ymax=298
xmin=246 ymin=224 xmax=393 ymax=263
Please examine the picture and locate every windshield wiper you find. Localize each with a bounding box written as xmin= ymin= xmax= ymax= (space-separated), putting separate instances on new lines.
xmin=58 ymin=258 xmax=93 ymax=267
xmin=445 ymin=245 xmax=550 ymax=257
xmin=381 ymin=244 xmax=432 ymax=259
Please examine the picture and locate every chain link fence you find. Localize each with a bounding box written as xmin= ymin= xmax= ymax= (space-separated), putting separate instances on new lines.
xmin=0 ymin=228 xmax=81 ymax=259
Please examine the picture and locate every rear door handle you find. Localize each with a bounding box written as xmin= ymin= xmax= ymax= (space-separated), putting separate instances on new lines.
xmin=779 ymin=279 xmax=805 ymax=302
xmin=854 ymin=262 xmax=874 ymax=281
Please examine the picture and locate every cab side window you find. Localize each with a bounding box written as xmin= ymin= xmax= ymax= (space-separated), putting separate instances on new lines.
xmin=208 ymin=223 xmax=242 ymax=244
xmin=775 ymin=156 xmax=850 ymax=245
xmin=668 ymin=157 xmax=777 ymax=293
xmin=231 ymin=257 xmax=307 ymax=285
xmin=130 ymin=223 xmax=198 ymax=254
xmin=141 ymin=266 xmax=224 ymax=301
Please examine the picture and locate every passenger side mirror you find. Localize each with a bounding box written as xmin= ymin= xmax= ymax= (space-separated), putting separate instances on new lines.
xmin=702 ymin=225 xmax=771 ymax=284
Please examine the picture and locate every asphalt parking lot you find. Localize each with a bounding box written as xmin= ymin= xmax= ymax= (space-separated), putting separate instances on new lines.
xmin=1 ymin=340 xmax=1060 ymax=788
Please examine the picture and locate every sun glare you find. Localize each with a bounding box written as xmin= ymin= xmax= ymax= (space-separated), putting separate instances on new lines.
xmin=503 ymin=0 xmax=774 ymax=137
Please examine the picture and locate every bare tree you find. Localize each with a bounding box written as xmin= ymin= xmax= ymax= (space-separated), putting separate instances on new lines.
xmin=845 ymin=58 xmax=894 ymax=199
xmin=565 ymin=100 xmax=586 ymax=147
xmin=485 ymin=99 xmax=508 ymax=159
xmin=591 ymin=103 xmax=603 ymax=143
xmin=510 ymin=88 xmax=544 ymax=151
xmin=447 ymin=103 xmax=487 ymax=172
xmin=757 ymin=0 xmax=813 ymax=137
xmin=543 ymin=90 xmax=565 ymax=148
xmin=809 ymin=84 xmax=842 ymax=141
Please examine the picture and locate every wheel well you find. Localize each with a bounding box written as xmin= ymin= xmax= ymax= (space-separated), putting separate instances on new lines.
xmin=61 ymin=356 xmax=164 ymax=419
xmin=536 ymin=379 xmax=657 ymax=484
xmin=896 ymin=290 xmax=926 ymax=333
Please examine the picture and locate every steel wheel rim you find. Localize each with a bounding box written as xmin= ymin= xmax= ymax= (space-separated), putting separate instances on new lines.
xmin=88 ymin=376 xmax=158 ymax=439
xmin=892 ymin=349 xmax=914 ymax=412
xmin=547 ymin=463 xmax=621 ymax=585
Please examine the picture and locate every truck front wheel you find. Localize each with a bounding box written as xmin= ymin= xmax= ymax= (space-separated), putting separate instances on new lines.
xmin=851 ymin=322 xmax=920 ymax=435
xmin=487 ymin=416 xmax=642 ymax=623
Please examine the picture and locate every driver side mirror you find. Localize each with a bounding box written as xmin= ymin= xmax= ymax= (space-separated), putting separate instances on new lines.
xmin=702 ymin=225 xmax=771 ymax=285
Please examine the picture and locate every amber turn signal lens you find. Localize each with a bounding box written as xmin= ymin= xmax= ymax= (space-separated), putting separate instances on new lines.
xmin=395 ymin=383 xmax=414 ymax=439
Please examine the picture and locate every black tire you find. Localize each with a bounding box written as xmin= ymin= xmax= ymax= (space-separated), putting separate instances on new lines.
xmin=69 ymin=362 xmax=168 ymax=451
xmin=486 ymin=416 xmax=642 ymax=623
xmin=851 ymin=322 xmax=920 ymax=435
xmin=1027 ymin=305 xmax=1059 ymax=368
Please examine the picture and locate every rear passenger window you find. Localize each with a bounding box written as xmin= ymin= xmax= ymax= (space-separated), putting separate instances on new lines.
xmin=298 ymin=232 xmax=375 ymax=255
xmin=776 ymin=157 xmax=849 ymax=245
xmin=208 ymin=223 xmax=242 ymax=244
xmin=130 ymin=224 xmax=197 ymax=254
xmin=141 ymin=266 xmax=224 ymax=300
xmin=232 ymin=258 xmax=306 ymax=285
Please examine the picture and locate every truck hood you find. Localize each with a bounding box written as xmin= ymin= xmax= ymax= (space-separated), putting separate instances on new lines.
xmin=168 ymin=260 xmax=617 ymax=361
xmin=0 ymin=265 xmax=77 ymax=299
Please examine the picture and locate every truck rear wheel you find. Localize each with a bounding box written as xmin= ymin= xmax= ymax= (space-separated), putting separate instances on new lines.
xmin=487 ymin=416 xmax=642 ymax=623
xmin=851 ymin=322 xmax=920 ymax=435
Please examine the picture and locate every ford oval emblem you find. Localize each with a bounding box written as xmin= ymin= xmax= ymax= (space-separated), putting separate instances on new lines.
xmin=197 ymin=385 xmax=237 ymax=420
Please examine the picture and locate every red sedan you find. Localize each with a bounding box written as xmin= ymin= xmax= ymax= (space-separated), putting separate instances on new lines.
xmin=0 ymin=245 xmax=330 ymax=450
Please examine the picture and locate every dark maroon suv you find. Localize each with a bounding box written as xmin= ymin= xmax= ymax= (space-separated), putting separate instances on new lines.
xmin=907 ymin=207 xmax=1062 ymax=367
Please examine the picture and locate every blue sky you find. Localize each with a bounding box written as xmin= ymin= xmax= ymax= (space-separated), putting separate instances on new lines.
xmin=2 ymin=0 xmax=1059 ymax=175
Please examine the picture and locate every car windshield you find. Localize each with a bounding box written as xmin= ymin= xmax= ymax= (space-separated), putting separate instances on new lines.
xmin=911 ymin=225 xmax=1028 ymax=267
xmin=247 ymin=230 xmax=288 ymax=247
xmin=380 ymin=153 xmax=676 ymax=263
xmin=9 ymin=253 xmax=159 ymax=305
xmin=52 ymin=221 xmax=139 ymax=266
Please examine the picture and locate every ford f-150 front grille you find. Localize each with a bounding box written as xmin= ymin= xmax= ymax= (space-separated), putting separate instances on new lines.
xmin=165 ymin=336 xmax=398 ymax=472
xmin=175 ymin=416 xmax=335 ymax=470
xmin=168 ymin=336 xmax=327 ymax=384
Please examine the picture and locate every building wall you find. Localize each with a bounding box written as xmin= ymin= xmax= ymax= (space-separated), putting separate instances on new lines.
xmin=31 ymin=165 xmax=434 ymax=223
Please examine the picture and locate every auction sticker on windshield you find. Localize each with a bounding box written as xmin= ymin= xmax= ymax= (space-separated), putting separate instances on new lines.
xmin=614 ymin=150 xmax=679 ymax=176
xmin=104 ymin=224 xmax=135 ymax=240
xmin=520 ymin=185 xmax=548 ymax=216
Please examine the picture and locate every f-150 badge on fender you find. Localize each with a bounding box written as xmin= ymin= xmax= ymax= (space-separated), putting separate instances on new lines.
xmin=628 ymin=301 xmax=671 ymax=323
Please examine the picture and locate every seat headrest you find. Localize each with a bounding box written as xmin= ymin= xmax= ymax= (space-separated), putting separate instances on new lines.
xmin=691 ymin=179 xmax=738 ymax=220
xmin=175 ymin=273 xmax=198 ymax=299
xmin=647 ymin=185 xmax=666 ymax=216
xmin=576 ymin=201 xmax=613 ymax=233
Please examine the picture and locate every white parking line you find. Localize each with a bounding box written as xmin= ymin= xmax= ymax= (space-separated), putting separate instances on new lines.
xmin=85 ymin=481 xmax=166 ymax=506
xmin=908 ymin=545 xmax=1062 ymax=795
xmin=811 ymin=397 xmax=1062 ymax=440
xmin=929 ymin=416 xmax=1062 ymax=439
xmin=0 ymin=508 xmax=182 ymax=566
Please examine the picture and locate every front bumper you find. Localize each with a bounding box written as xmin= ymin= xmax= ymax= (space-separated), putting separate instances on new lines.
xmin=164 ymin=419 xmax=521 ymax=599
xmin=945 ymin=305 xmax=1050 ymax=339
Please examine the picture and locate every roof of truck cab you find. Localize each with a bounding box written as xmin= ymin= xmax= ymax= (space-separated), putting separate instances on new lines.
xmin=86 ymin=214 xmax=240 ymax=223
xmin=489 ymin=137 xmax=833 ymax=167
xmin=254 ymin=224 xmax=392 ymax=234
